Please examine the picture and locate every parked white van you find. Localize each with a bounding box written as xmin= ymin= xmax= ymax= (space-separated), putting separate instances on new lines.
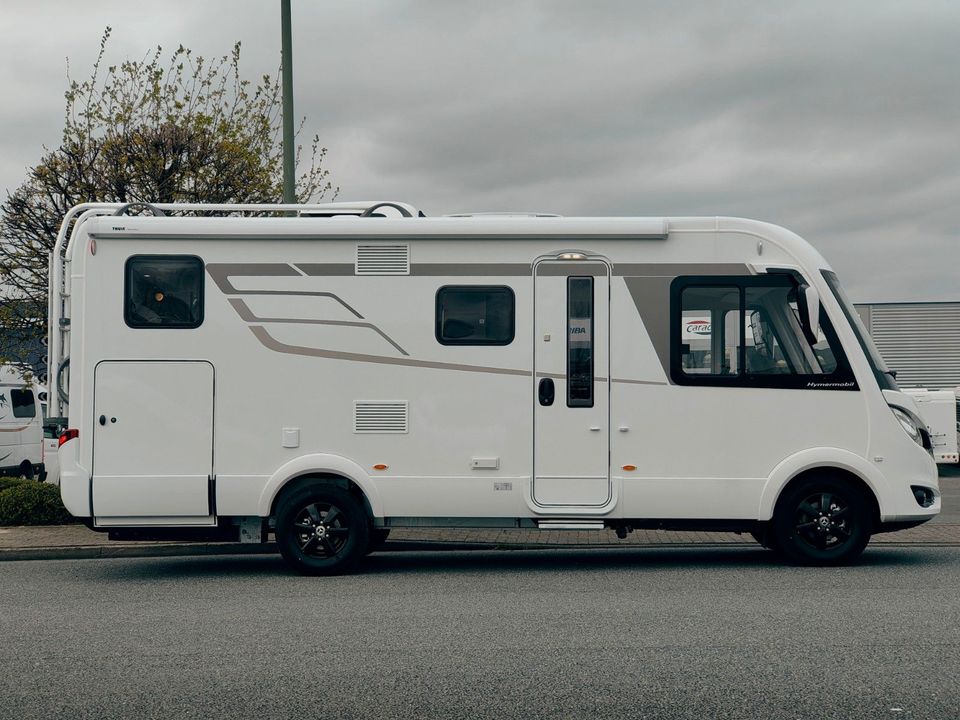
xmin=0 ymin=367 xmax=43 ymax=479
xmin=49 ymin=201 xmax=940 ymax=573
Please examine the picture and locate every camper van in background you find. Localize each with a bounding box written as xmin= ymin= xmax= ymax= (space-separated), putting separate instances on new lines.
xmin=903 ymin=388 xmax=960 ymax=465
xmin=0 ymin=366 xmax=43 ymax=479
xmin=48 ymin=201 xmax=941 ymax=574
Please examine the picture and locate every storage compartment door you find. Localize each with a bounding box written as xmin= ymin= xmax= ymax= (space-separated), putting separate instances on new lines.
xmin=93 ymin=361 xmax=214 ymax=523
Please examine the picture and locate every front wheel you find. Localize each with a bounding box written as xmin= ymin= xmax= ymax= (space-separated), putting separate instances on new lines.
xmin=275 ymin=483 xmax=370 ymax=575
xmin=772 ymin=476 xmax=872 ymax=566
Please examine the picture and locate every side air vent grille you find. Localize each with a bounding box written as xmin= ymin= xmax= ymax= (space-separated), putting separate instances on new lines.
xmin=354 ymin=401 xmax=409 ymax=434
xmin=355 ymin=244 xmax=410 ymax=275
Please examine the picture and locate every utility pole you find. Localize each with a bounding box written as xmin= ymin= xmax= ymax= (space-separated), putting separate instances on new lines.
xmin=281 ymin=0 xmax=295 ymax=204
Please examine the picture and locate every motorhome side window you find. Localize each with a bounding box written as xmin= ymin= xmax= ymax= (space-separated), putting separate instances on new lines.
xmin=10 ymin=389 xmax=35 ymax=418
xmin=672 ymin=276 xmax=855 ymax=389
xmin=125 ymin=255 xmax=204 ymax=329
xmin=435 ymin=286 xmax=515 ymax=345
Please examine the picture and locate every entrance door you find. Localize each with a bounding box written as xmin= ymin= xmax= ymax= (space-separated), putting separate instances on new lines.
xmin=93 ymin=361 xmax=214 ymax=523
xmin=533 ymin=259 xmax=611 ymax=506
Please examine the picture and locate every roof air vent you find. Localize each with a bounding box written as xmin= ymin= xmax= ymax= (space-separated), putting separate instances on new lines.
xmin=356 ymin=244 xmax=410 ymax=275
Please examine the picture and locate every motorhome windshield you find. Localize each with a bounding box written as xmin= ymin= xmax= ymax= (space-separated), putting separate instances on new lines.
xmin=821 ymin=270 xmax=898 ymax=391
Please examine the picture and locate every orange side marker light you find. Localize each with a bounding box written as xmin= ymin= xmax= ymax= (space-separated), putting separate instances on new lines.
xmin=622 ymin=465 xmax=637 ymax=472
xmin=373 ymin=464 xmax=389 ymax=471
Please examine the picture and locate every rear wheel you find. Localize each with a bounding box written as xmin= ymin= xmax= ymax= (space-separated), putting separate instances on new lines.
xmin=18 ymin=462 xmax=34 ymax=481
xmin=772 ymin=475 xmax=872 ymax=566
xmin=275 ymin=483 xmax=370 ymax=575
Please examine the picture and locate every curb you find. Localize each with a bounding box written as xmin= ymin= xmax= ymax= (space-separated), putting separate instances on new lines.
xmin=2 ymin=539 xmax=958 ymax=562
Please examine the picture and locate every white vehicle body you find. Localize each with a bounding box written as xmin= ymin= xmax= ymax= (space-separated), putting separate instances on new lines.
xmin=903 ymin=388 xmax=959 ymax=464
xmin=49 ymin=202 xmax=939 ymax=568
xmin=0 ymin=367 xmax=43 ymax=479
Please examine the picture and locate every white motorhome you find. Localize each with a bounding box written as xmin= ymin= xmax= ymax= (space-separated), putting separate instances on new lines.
xmin=903 ymin=389 xmax=959 ymax=464
xmin=49 ymin=201 xmax=940 ymax=573
xmin=0 ymin=366 xmax=43 ymax=479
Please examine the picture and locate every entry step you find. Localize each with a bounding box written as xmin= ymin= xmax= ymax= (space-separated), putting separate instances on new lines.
xmin=536 ymin=520 xmax=605 ymax=531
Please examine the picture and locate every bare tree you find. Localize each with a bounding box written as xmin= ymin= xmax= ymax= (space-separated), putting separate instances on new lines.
xmin=0 ymin=28 xmax=337 ymax=376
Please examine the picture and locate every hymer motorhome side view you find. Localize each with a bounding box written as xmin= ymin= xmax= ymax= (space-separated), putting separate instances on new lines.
xmin=49 ymin=201 xmax=940 ymax=574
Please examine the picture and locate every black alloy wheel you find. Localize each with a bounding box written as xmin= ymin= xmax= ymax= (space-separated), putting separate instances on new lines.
xmin=275 ymin=483 xmax=369 ymax=575
xmin=772 ymin=475 xmax=872 ymax=566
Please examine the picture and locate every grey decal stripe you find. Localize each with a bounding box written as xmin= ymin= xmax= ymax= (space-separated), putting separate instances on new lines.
xmin=229 ymin=299 xmax=408 ymax=356
xmin=611 ymin=377 xmax=668 ymax=386
xmin=206 ymin=263 xmax=300 ymax=293
xmin=250 ymin=326 xmax=533 ymax=377
xmin=231 ymin=291 xmax=363 ymax=319
xmin=614 ymin=263 xmax=749 ymax=277
xmin=206 ymin=263 xmax=365 ymax=318
xmin=411 ymin=263 xmax=531 ymax=276
xmin=623 ymin=276 xmax=673 ymax=378
xmin=295 ymin=263 xmax=355 ymax=276
xmin=248 ymin=330 xmax=666 ymax=385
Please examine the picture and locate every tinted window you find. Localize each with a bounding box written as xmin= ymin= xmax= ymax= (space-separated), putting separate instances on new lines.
xmin=125 ymin=255 xmax=204 ymax=328
xmin=821 ymin=269 xmax=897 ymax=391
xmin=567 ymin=277 xmax=594 ymax=407
xmin=436 ymin=286 xmax=515 ymax=345
xmin=672 ymin=276 xmax=857 ymax=390
xmin=680 ymin=286 xmax=741 ymax=377
xmin=11 ymin=389 xmax=35 ymax=418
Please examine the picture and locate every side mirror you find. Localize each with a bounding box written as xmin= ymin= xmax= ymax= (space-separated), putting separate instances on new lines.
xmin=795 ymin=282 xmax=820 ymax=345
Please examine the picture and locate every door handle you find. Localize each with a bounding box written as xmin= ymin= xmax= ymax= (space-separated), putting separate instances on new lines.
xmin=589 ymin=426 xmax=601 ymax=432
xmin=538 ymin=378 xmax=555 ymax=406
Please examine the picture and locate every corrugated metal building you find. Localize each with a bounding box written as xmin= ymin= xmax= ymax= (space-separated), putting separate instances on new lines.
xmin=854 ymin=302 xmax=960 ymax=389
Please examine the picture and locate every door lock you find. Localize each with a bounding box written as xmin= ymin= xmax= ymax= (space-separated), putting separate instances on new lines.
xmin=538 ymin=378 xmax=555 ymax=406
xmin=99 ymin=415 xmax=106 ymax=426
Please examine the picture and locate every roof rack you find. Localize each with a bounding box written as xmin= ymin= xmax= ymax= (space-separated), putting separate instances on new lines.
xmin=47 ymin=200 xmax=421 ymax=415
xmin=444 ymin=211 xmax=561 ymax=218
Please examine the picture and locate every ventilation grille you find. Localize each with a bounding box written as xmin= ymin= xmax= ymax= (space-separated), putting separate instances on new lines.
xmin=355 ymin=244 xmax=410 ymax=275
xmin=354 ymin=401 xmax=409 ymax=434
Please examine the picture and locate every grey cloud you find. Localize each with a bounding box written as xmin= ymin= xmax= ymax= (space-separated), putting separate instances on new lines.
xmin=1 ymin=0 xmax=958 ymax=302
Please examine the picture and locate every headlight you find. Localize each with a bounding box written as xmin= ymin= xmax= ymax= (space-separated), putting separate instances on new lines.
xmin=891 ymin=407 xmax=923 ymax=446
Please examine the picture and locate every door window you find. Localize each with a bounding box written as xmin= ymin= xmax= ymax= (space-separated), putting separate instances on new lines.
xmin=567 ymin=276 xmax=594 ymax=407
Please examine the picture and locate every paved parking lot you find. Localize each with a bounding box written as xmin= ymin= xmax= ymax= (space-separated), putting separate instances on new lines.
xmin=2 ymin=546 xmax=958 ymax=720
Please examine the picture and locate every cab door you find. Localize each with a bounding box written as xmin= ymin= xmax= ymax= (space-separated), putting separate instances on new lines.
xmin=92 ymin=361 xmax=214 ymax=524
xmin=533 ymin=259 xmax=611 ymax=506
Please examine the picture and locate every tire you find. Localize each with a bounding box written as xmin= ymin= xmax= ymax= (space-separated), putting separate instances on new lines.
xmin=366 ymin=528 xmax=391 ymax=555
xmin=772 ymin=475 xmax=872 ymax=566
xmin=275 ymin=483 xmax=370 ymax=576
xmin=18 ymin=462 xmax=34 ymax=481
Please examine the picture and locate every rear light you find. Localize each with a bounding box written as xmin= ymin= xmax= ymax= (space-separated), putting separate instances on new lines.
xmin=58 ymin=429 xmax=79 ymax=448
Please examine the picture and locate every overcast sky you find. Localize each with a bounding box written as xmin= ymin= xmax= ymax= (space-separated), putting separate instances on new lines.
xmin=2 ymin=1 xmax=958 ymax=302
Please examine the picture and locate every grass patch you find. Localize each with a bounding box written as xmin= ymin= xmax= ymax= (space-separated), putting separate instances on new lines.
xmin=0 ymin=478 xmax=75 ymax=526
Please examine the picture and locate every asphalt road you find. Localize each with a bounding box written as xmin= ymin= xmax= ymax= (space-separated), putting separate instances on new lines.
xmin=2 ymin=546 xmax=959 ymax=720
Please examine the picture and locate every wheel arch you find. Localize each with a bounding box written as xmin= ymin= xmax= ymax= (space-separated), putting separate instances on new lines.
xmin=758 ymin=448 xmax=887 ymax=523
xmin=258 ymin=453 xmax=383 ymax=520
